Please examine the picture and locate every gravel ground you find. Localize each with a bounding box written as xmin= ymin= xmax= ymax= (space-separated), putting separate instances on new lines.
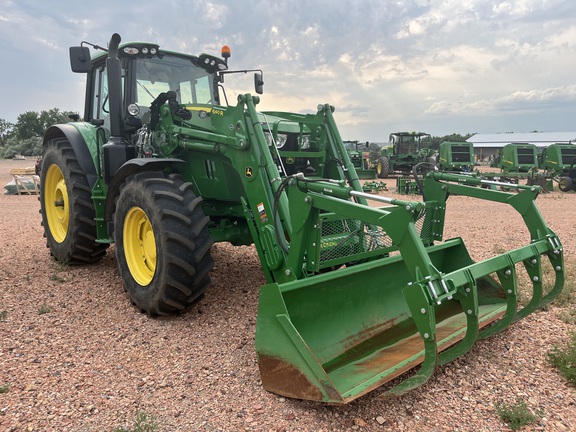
xmin=1 ymin=158 xmax=575 ymax=432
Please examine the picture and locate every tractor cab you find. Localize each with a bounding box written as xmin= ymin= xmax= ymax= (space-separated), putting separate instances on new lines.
xmin=390 ymin=132 xmax=431 ymax=156
xmin=69 ymin=40 xmax=263 ymax=137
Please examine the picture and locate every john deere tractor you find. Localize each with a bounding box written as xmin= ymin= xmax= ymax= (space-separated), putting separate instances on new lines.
xmin=40 ymin=34 xmax=564 ymax=404
xmin=343 ymin=140 xmax=374 ymax=179
xmin=376 ymin=131 xmax=435 ymax=178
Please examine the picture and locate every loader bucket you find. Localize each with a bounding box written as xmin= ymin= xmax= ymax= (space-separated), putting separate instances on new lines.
xmin=255 ymin=173 xmax=564 ymax=404
xmin=256 ymin=238 xmax=502 ymax=403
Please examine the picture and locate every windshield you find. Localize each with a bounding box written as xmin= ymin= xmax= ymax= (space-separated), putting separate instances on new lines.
xmin=344 ymin=142 xmax=357 ymax=151
xmin=133 ymin=54 xmax=216 ymax=110
xmin=397 ymin=136 xmax=418 ymax=154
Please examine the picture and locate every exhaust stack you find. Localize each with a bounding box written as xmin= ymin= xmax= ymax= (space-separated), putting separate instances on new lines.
xmin=102 ymin=33 xmax=136 ymax=183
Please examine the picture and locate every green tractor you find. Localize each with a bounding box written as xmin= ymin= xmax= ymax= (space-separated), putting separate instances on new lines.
xmin=437 ymin=141 xmax=475 ymax=172
xmin=40 ymin=33 xmax=565 ymax=404
xmin=343 ymin=140 xmax=375 ymax=179
xmin=376 ymin=131 xmax=435 ymax=178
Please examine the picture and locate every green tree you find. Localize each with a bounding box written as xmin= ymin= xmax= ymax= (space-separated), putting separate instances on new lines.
xmin=13 ymin=111 xmax=44 ymax=140
xmin=39 ymin=108 xmax=73 ymax=132
xmin=0 ymin=118 xmax=14 ymax=147
xmin=1 ymin=108 xmax=74 ymax=158
xmin=429 ymin=133 xmax=474 ymax=150
xmin=0 ymin=136 xmax=42 ymax=158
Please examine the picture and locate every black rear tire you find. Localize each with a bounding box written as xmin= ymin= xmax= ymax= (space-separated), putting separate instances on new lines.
xmin=558 ymin=177 xmax=573 ymax=192
xmin=376 ymin=156 xmax=390 ymax=178
xmin=40 ymin=137 xmax=108 ymax=264
xmin=113 ymin=172 xmax=214 ymax=315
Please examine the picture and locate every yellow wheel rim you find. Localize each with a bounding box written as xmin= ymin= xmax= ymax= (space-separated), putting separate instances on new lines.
xmin=44 ymin=164 xmax=69 ymax=243
xmin=124 ymin=207 xmax=156 ymax=286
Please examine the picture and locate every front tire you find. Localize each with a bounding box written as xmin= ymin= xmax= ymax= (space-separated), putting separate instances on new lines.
xmin=40 ymin=138 xmax=108 ymax=264
xmin=113 ymin=172 xmax=214 ymax=315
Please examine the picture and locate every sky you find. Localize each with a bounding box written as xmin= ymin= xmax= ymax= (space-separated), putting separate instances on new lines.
xmin=1 ymin=0 xmax=576 ymax=141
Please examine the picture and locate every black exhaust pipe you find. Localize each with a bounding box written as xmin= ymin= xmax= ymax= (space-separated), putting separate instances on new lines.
xmin=102 ymin=33 xmax=136 ymax=183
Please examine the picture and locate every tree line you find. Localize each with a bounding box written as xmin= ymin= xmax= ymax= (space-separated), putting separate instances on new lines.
xmin=0 ymin=109 xmax=75 ymax=159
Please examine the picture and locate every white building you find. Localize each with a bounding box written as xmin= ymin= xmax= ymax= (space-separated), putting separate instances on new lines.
xmin=466 ymin=132 xmax=576 ymax=161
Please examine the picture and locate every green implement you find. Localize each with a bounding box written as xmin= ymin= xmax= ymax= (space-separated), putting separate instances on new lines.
xmin=256 ymin=172 xmax=563 ymax=403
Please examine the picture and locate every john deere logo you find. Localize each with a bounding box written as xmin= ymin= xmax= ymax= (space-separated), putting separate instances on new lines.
xmin=245 ymin=166 xmax=253 ymax=177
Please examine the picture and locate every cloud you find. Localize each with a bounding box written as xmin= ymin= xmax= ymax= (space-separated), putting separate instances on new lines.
xmin=425 ymin=84 xmax=576 ymax=116
xmin=1 ymin=0 xmax=576 ymax=139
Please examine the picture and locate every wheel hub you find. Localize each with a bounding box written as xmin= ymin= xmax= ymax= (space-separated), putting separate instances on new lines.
xmin=44 ymin=164 xmax=70 ymax=243
xmin=124 ymin=207 xmax=156 ymax=286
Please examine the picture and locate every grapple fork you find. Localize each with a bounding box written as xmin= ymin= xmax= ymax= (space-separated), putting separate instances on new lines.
xmin=255 ymin=172 xmax=564 ymax=403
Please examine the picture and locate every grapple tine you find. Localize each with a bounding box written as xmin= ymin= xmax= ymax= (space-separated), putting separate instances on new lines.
xmin=478 ymin=262 xmax=518 ymax=340
xmin=382 ymin=339 xmax=437 ymax=397
xmin=513 ymin=247 xmax=544 ymax=322
xmin=513 ymin=246 xmax=564 ymax=322
xmin=535 ymin=248 xmax=565 ymax=309
xmin=438 ymin=274 xmax=479 ymax=365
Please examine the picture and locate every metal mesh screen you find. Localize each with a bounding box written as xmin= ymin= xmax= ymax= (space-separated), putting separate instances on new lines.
xmin=561 ymin=148 xmax=576 ymax=164
xmin=318 ymin=209 xmax=431 ymax=264
xmin=517 ymin=148 xmax=536 ymax=164
xmin=452 ymin=146 xmax=472 ymax=162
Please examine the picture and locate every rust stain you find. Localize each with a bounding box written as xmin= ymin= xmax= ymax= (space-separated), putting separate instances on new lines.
xmin=258 ymin=355 xmax=328 ymax=402
xmin=259 ymin=304 xmax=507 ymax=403
xmin=335 ymin=306 xmax=507 ymax=401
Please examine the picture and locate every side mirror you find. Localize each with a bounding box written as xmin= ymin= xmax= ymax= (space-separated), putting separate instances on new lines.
xmin=69 ymin=46 xmax=92 ymax=73
xmin=254 ymin=72 xmax=264 ymax=95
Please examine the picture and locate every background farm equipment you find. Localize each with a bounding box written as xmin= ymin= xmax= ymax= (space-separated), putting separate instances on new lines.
xmin=396 ymin=175 xmax=421 ymax=195
xmin=376 ymin=131 xmax=435 ymax=178
xmin=557 ymin=156 xmax=576 ymax=192
xmin=539 ymin=143 xmax=576 ymax=176
xmin=39 ymin=33 xmax=565 ymax=404
xmin=437 ymin=141 xmax=475 ymax=172
xmin=490 ymin=143 xmax=539 ymax=173
xmin=481 ymin=143 xmax=552 ymax=191
xmin=361 ymin=180 xmax=387 ymax=193
xmin=343 ymin=140 xmax=375 ymax=179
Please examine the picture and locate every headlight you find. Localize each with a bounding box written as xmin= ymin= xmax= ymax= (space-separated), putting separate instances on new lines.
xmin=300 ymin=135 xmax=310 ymax=149
xmin=127 ymin=103 xmax=140 ymax=116
xmin=275 ymin=134 xmax=287 ymax=148
xmin=264 ymin=132 xmax=288 ymax=148
xmin=264 ymin=132 xmax=274 ymax=147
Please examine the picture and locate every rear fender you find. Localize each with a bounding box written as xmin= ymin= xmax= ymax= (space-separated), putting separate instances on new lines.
xmin=43 ymin=124 xmax=99 ymax=187
xmin=104 ymin=158 xmax=186 ymax=222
